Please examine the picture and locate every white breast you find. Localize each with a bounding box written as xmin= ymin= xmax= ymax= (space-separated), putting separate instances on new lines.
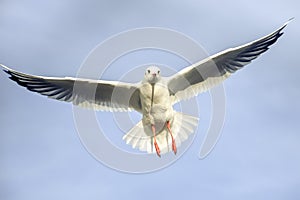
xmin=140 ymin=81 xmax=173 ymax=128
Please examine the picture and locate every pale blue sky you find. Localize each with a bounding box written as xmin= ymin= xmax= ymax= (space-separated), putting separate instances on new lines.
xmin=0 ymin=0 xmax=300 ymax=199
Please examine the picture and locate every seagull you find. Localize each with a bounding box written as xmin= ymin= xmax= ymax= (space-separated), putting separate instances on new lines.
xmin=1 ymin=20 xmax=291 ymax=157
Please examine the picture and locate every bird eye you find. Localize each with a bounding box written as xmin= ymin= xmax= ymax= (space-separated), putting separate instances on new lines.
xmin=147 ymin=70 xmax=150 ymax=73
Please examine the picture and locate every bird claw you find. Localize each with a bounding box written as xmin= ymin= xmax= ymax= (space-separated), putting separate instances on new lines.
xmin=166 ymin=121 xmax=177 ymax=155
xmin=172 ymin=139 xmax=177 ymax=155
xmin=154 ymin=141 xmax=161 ymax=157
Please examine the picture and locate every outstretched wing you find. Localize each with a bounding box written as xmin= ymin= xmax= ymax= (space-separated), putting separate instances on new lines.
xmin=168 ymin=19 xmax=291 ymax=103
xmin=1 ymin=65 xmax=142 ymax=112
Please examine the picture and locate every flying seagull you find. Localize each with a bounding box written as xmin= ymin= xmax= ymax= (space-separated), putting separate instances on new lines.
xmin=1 ymin=20 xmax=291 ymax=157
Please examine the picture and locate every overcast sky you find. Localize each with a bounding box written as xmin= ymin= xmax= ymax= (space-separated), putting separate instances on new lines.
xmin=0 ymin=0 xmax=300 ymax=200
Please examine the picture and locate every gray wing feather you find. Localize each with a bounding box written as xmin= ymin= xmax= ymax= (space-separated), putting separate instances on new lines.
xmin=1 ymin=65 xmax=141 ymax=112
xmin=167 ymin=20 xmax=291 ymax=102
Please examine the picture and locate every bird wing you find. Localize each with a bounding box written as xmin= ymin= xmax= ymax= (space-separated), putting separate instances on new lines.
xmin=1 ymin=65 xmax=142 ymax=112
xmin=167 ymin=20 xmax=291 ymax=103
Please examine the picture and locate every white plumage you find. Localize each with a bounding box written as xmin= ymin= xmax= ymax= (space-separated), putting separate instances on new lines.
xmin=1 ymin=20 xmax=291 ymax=156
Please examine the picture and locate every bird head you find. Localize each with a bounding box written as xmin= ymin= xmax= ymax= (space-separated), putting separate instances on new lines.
xmin=144 ymin=66 xmax=161 ymax=84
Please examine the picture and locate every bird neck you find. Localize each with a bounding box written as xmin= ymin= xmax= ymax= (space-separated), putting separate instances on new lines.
xmin=151 ymin=83 xmax=155 ymax=107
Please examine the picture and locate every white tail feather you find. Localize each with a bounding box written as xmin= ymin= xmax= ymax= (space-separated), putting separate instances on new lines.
xmin=122 ymin=112 xmax=198 ymax=154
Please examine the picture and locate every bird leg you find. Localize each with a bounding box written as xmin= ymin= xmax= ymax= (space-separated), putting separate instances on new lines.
xmin=151 ymin=124 xmax=161 ymax=157
xmin=166 ymin=121 xmax=177 ymax=155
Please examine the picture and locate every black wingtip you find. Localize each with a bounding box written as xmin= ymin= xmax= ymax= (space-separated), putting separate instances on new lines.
xmin=3 ymin=69 xmax=9 ymax=74
xmin=0 ymin=64 xmax=11 ymax=75
xmin=273 ymin=18 xmax=293 ymax=39
xmin=281 ymin=18 xmax=294 ymax=30
xmin=3 ymin=69 xmax=11 ymax=74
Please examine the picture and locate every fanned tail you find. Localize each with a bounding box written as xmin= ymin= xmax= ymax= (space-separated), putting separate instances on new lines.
xmin=122 ymin=112 xmax=198 ymax=154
